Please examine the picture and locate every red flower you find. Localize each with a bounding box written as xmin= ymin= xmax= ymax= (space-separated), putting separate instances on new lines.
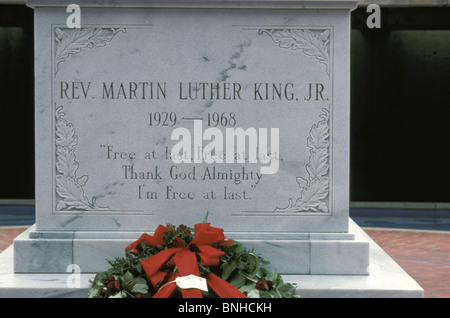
xmin=256 ymin=278 xmax=267 ymax=291
xmin=113 ymin=281 xmax=121 ymax=291
xmin=170 ymin=236 xmax=185 ymax=249
xmin=107 ymin=280 xmax=121 ymax=293
xmin=178 ymin=224 xmax=191 ymax=236
xmin=102 ymin=276 xmax=115 ymax=285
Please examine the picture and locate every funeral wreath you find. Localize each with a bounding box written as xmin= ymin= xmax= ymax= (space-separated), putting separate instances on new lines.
xmin=88 ymin=221 xmax=297 ymax=298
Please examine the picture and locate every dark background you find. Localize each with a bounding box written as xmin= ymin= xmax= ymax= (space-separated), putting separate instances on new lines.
xmin=351 ymin=7 xmax=450 ymax=202
xmin=0 ymin=5 xmax=34 ymax=200
xmin=0 ymin=5 xmax=449 ymax=203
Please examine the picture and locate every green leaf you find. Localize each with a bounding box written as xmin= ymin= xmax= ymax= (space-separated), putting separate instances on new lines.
xmin=247 ymin=254 xmax=260 ymax=277
xmin=228 ymin=272 xmax=247 ymax=289
xmin=109 ymin=291 xmax=127 ymax=298
xmin=134 ymin=277 xmax=147 ymax=285
xmin=122 ymin=280 xmax=136 ymax=292
xmin=121 ymin=272 xmax=136 ymax=292
xmin=265 ymin=270 xmax=278 ymax=285
xmin=277 ymin=282 xmax=297 ymax=298
xmin=246 ymin=289 xmax=261 ymax=298
xmin=131 ymin=277 xmax=149 ymax=294
xmin=131 ymin=283 xmax=149 ymax=294
xmin=87 ymin=287 xmax=102 ymax=298
xmin=239 ymin=283 xmax=256 ymax=294
xmin=234 ymin=241 xmax=246 ymax=253
xmin=135 ymin=263 xmax=143 ymax=274
xmin=123 ymin=271 xmax=134 ymax=282
xmin=258 ymin=267 xmax=269 ymax=278
xmin=260 ymin=290 xmax=274 ymax=298
xmin=222 ymin=260 xmax=238 ymax=281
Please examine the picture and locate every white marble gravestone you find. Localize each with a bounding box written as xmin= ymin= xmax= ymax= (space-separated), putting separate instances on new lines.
xmin=0 ymin=0 xmax=423 ymax=297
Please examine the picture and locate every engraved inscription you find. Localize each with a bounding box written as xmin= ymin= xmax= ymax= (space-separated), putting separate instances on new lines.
xmin=52 ymin=25 xmax=333 ymax=216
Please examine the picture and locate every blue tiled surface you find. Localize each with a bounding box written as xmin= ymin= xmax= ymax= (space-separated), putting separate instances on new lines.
xmin=351 ymin=207 xmax=450 ymax=231
xmin=0 ymin=206 xmax=35 ymax=226
xmin=0 ymin=205 xmax=449 ymax=231
xmin=351 ymin=216 xmax=450 ymax=231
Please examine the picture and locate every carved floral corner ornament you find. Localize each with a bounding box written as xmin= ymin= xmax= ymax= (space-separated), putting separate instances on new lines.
xmin=53 ymin=26 xmax=124 ymax=210
xmin=259 ymin=28 xmax=331 ymax=76
xmin=275 ymin=108 xmax=330 ymax=213
xmin=258 ymin=28 xmax=331 ymax=213
xmin=54 ymin=27 xmax=126 ymax=75
xmin=55 ymin=106 xmax=109 ymax=211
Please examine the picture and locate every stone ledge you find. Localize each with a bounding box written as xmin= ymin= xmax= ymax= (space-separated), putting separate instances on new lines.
xmin=358 ymin=0 xmax=449 ymax=6
xmin=11 ymin=219 xmax=370 ymax=274
xmin=26 ymin=0 xmax=362 ymax=9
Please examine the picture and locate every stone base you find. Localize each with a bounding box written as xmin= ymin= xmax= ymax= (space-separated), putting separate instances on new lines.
xmin=284 ymin=225 xmax=424 ymax=298
xmin=12 ymin=219 xmax=370 ymax=275
xmin=0 ymin=219 xmax=423 ymax=298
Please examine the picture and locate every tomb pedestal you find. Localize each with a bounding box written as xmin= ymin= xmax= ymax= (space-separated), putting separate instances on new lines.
xmin=0 ymin=0 xmax=423 ymax=298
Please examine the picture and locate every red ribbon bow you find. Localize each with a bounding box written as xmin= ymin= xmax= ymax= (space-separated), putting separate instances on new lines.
xmin=126 ymin=223 xmax=246 ymax=298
